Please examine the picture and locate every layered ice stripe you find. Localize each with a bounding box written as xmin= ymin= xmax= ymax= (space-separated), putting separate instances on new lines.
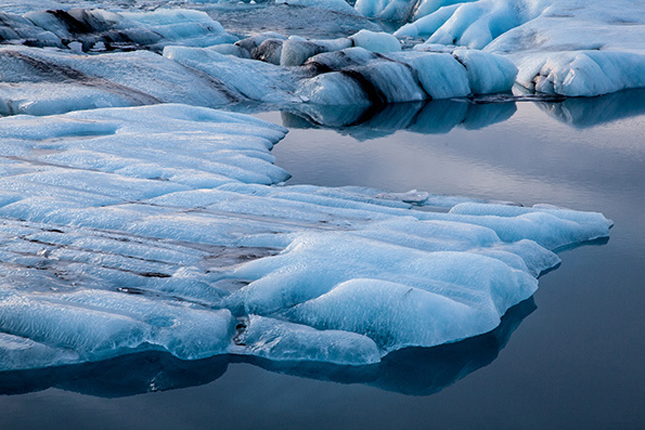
xmin=0 ymin=105 xmax=611 ymax=369
xmin=234 ymin=315 xmax=382 ymax=365
xmin=0 ymin=288 xmax=236 ymax=371
xmin=1 ymin=8 xmax=236 ymax=52
xmin=162 ymin=46 xmax=299 ymax=104
xmin=0 ymin=45 xmax=254 ymax=116
xmin=295 ymin=47 xmax=516 ymax=104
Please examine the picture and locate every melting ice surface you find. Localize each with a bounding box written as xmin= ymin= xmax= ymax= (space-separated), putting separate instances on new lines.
xmin=0 ymin=0 xmax=636 ymax=395
xmin=0 ymin=104 xmax=611 ymax=371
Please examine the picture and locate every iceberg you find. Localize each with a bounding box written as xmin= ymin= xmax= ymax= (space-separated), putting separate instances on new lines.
xmin=294 ymin=46 xmax=515 ymax=104
xmin=393 ymin=0 xmax=645 ymax=96
xmin=0 ymin=9 xmax=528 ymax=119
xmin=0 ymin=105 xmax=611 ymax=370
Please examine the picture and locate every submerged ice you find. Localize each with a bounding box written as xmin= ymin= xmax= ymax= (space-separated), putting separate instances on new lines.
xmin=0 ymin=105 xmax=611 ymax=370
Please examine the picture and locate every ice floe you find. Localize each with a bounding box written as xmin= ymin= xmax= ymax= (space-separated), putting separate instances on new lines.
xmin=0 ymin=45 xmax=248 ymax=115
xmin=0 ymin=104 xmax=611 ymax=370
xmin=0 ymin=0 xmax=633 ymax=375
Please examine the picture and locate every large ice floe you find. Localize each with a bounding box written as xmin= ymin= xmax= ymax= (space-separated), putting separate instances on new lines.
xmin=0 ymin=104 xmax=612 ymax=371
xmin=0 ymin=0 xmax=634 ymax=383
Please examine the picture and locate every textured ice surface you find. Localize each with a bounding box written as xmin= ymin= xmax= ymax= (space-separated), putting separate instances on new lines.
xmin=278 ymin=30 xmax=400 ymax=67
xmin=0 ymin=8 xmax=236 ymax=52
xmin=0 ymin=0 xmax=626 ymax=372
xmin=234 ymin=315 xmax=381 ymax=365
xmin=0 ymin=45 xmax=253 ymax=115
xmin=0 ymin=105 xmax=611 ymax=370
xmin=0 ymin=5 xmax=537 ymax=118
xmin=295 ymin=47 xmax=515 ymax=104
xmin=394 ymin=0 xmax=645 ymax=96
xmin=200 ymin=3 xmax=382 ymax=39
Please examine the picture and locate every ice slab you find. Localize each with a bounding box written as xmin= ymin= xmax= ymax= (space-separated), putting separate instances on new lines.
xmin=296 ymin=47 xmax=515 ymax=104
xmin=0 ymin=105 xmax=611 ymax=370
xmin=234 ymin=315 xmax=381 ymax=365
xmin=163 ymin=45 xmax=299 ymax=104
xmin=513 ymin=50 xmax=645 ymax=97
xmin=0 ymin=45 xmax=250 ymax=115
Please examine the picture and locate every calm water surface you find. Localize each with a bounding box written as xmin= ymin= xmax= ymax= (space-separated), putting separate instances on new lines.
xmin=1 ymin=93 xmax=643 ymax=429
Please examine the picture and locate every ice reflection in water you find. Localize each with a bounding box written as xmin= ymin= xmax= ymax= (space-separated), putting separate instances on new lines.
xmin=0 ymin=299 xmax=534 ymax=398
xmin=281 ymin=88 xmax=645 ymax=136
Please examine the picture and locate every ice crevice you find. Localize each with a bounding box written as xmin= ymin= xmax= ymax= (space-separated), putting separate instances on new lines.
xmin=0 ymin=104 xmax=612 ymax=370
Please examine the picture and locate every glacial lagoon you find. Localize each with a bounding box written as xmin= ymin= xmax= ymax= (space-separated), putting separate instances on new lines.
xmin=1 ymin=94 xmax=643 ymax=429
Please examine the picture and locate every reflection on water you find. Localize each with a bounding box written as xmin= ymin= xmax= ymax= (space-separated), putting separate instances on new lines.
xmin=0 ymin=299 xmax=534 ymax=398
xmin=282 ymin=88 xmax=645 ymax=137
xmin=534 ymin=89 xmax=645 ymax=128
xmin=283 ymin=100 xmax=517 ymax=140
xmin=249 ymin=298 xmax=535 ymax=396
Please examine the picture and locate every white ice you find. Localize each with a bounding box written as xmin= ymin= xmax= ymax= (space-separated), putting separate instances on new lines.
xmin=2 ymin=8 xmax=236 ymax=52
xmin=392 ymin=0 xmax=645 ymax=96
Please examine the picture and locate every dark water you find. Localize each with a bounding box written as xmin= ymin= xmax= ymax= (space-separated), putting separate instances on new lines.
xmin=1 ymin=91 xmax=644 ymax=429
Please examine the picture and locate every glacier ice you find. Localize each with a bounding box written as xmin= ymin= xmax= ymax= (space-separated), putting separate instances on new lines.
xmin=0 ymin=104 xmax=612 ymax=371
xmin=0 ymin=299 xmax=535 ymax=397
xmin=234 ymin=315 xmax=381 ymax=365
xmin=294 ymin=47 xmax=515 ymax=104
xmin=0 ymin=45 xmax=249 ymax=115
xmin=1 ymin=8 xmax=236 ymax=52
xmin=0 ymin=0 xmax=633 ymax=376
xmin=393 ymin=0 xmax=645 ymax=96
xmin=0 ymin=32 xmax=518 ymax=117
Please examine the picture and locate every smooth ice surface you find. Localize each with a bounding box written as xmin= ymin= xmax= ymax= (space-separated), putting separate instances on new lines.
xmin=0 ymin=45 xmax=252 ymax=115
xmin=0 ymin=104 xmax=611 ymax=370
